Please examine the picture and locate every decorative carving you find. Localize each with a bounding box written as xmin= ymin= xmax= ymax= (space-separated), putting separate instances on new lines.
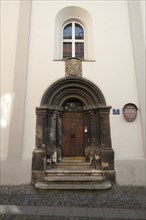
xmin=41 ymin=77 xmax=106 ymax=107
xmin=85 ymin=146 xmax=101 ymax=169
xmin=63 ymin=100 xmax=83 ymax=111
xmin=65 ymin=58 xmax=82 ymax=77
xmin=123 ymin=103 xmax=138 ymax=122
xmin=46 ymin=146 xmax=62 ymax=168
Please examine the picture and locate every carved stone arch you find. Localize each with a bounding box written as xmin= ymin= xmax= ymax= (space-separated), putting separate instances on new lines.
xmin=41 ymin=77 xmax=106 ymax=108
xmin=35 ymin=77 xmax=114 ymax=180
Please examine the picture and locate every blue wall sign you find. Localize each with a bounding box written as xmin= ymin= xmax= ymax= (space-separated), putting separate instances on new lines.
xmin=113 ymin=109 xmax=120 ymax=115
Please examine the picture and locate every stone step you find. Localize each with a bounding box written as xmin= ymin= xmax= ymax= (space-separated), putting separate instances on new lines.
xmin=57 ymin=162 xmax=90 ymax=168
xmin=62 ymin=157 xmax=86 ymax=162
xmin=45 ymin=168 xmax=103 ymax=176
xmin=35 ymin=181 xmax=112 ymax=190
xmin=44 ymin=175 xmax=104 ymax=182
xmin=57 ymin=165 xmax=91 ymax=169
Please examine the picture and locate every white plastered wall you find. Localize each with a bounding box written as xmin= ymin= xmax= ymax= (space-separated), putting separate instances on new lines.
xmin=1 ymin=0 xmax=145 ymax=185
xmin=1 ymin=0 xmax=19 ymax=159
xmin=1 ymin=0 xmax=32 ymax=184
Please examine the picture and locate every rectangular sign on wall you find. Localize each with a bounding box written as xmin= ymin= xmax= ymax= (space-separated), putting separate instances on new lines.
xmin=112 ymin=109 xmax=120 ymax=115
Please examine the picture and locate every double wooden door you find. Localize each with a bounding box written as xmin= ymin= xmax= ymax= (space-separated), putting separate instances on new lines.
xmin=62 ymin=112 xmax=84 ymax=156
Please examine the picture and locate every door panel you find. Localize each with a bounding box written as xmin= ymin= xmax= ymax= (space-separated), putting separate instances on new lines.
xmin=62 ymin=112 xmax=84 ymax=156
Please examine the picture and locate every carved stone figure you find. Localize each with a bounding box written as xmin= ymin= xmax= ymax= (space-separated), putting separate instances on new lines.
xmin=65 ymin=58 xmax=82 ymax=77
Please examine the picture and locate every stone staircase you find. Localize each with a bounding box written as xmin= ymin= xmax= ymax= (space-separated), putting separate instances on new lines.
xmin=35 ymin=157 xmax=111 ymax=190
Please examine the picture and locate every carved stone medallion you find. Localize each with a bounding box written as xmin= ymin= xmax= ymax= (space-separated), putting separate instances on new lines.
xmin=65 ymin=58 xmax=82 ymax=77
xmin=123 ymin=103 xmax=138 ymax=122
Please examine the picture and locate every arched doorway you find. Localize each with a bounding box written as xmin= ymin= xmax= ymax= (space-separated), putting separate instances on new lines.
xmin=34 ymin=77 xmax=114 ymax=173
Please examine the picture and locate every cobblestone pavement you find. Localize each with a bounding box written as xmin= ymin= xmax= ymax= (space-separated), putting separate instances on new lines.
xmin=0 ymin=184 xmax=145 ymax=209
xmin=0 ymin=184 xmax=146 ymax=219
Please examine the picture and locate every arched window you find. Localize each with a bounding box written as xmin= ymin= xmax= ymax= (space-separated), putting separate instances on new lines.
xmin=63 ymin=21 xmax=84 ymax=59
xmin=54 ymin=6 xmax=94 ymax=60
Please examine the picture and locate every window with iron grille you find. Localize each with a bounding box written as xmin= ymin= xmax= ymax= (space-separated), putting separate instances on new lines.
xmin=63 ymin=22 xmax=84 ymax=59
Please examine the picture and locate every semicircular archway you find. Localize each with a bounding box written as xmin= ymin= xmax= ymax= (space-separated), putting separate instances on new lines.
xmin=41 ymin=77 xmax=106 ymax=108
xmin=34 ymin=77 xmax=114 ymax=179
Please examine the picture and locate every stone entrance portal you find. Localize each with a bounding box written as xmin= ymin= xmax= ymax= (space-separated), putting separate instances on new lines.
xmin=32 ymin=59 xmax=115 ymax=188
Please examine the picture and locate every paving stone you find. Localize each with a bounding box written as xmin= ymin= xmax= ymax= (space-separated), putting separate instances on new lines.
xmin=87 ymin=207 xmax=104 ymax=217
xmin=119 ymin=208 xmax=139 ymax=219
xmin=0 ymin=205 xmax=24 ymax=215
xmin=135 ymin=209 xmax=146 ymax=220
xmin=20 ymin=206 xmax=39 ymax=215
xmin=54 ymin=206 xmax=70 ymax=216
xmin=0 ymin=184 xmax=145 ymax=211
xmin=103 ymin=208 xmax=122 ymax=218
xmin=36 ymin=206 xmax=54 ymax=215
xmin=70 ymin=207 xmax=87 ymax=217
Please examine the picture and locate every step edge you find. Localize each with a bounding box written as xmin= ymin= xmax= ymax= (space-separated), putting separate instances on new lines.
xmin=35 ymin=181 xmax=112 ymax=190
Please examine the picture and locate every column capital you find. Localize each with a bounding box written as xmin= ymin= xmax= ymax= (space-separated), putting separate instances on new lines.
xmin=36 ymin=107 xmax=48 ymax=115
xmin=98 ymin=106 xmax=111 ymax=114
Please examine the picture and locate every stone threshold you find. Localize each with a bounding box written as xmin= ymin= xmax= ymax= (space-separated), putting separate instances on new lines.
xmin=44 ymin=175 xmax=104 ymax=182
xmin=45 ymin=168 xmax=103 ymax=174
xmin=35 ymin=180 xmax=111 ymax=190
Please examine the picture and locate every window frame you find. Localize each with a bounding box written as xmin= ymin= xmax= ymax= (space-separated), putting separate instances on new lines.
xmin=62 ymin=21 xmax=85 ymax=59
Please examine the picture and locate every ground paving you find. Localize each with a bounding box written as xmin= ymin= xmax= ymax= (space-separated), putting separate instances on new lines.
xmin=0 ymin=184 xmax=146 ymax=219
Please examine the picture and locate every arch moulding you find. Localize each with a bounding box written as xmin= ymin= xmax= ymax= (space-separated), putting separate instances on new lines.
xmin=41 ymin=77 xmax=106 ymax=109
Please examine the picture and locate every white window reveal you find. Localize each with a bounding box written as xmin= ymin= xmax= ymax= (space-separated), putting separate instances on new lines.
xmin=63 ymin=22 xmax=84 ymax=60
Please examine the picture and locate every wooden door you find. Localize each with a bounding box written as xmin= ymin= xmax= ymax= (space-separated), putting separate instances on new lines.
xmin=62 ymin=112 xmax=84 ymax=156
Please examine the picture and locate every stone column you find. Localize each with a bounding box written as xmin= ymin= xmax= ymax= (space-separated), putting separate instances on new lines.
xmin=49 ymin=110 xmax=57 ymax=147
xmin=56 ymin=111 xmax=62 ymax=161
xmin=84 ymin=109 xmax=101 ymax=166
xmin=89 ymin=110 xmax=98 ymax=146
xmin=98 ymin=106 xmax=114 ymax=173
xmin=98 ymin=107 xmax=112 ymax=149
xmin=31 ymin=107 xmax=48 ymax=185
xmin=35 ymin=107 xmax=48 ymax=148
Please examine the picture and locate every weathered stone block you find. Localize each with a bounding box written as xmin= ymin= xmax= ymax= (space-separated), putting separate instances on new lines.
xmin=32 ymin=147 xmax=46 ymax=171
xmin=31 ymin=171 xmax=45 ymax=185
xmin=104 ymin=170 xmax=116 ymax=182
xmin=85 ymin=146 xmax=101 ymax=169
xmin=101 ymin=149 xmax=114 ymax=170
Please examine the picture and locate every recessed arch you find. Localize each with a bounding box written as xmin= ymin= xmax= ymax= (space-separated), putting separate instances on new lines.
xmin=41 ymin=77 xmax=106 ymax=108
xmin=54 ymin=6 xmax=94 ymax=60
xmin=34 ymin=77 xmax=114 ymax=179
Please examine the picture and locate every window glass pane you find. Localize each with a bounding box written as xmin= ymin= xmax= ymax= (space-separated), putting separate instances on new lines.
xmin=75 ymin=43 xmax=84 ymax=59
xmin=75 ymin=23 xmax=84 ymax=39
xmin=63 ymin=100 xmax=83 ymax=111
xmin=63 ymin=42 xmax=72 ymax=59
xmin=63 ymin=23 xmax=72 ymax=39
